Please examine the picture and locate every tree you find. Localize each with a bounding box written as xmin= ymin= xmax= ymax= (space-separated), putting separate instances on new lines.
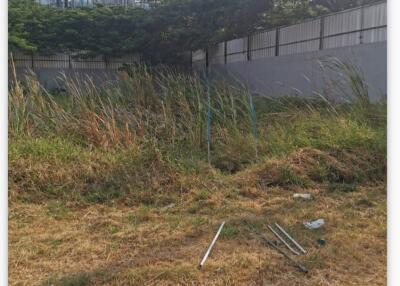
xmin=9 ymin=0 xmax=380 ymax=65
xmin=9 ymin=0 xmax=275 ymax=64
xmin=311 ymin=0 xmax=378 ymax=12
xmin=137 ymin=0 xmax=273 ymax=63
xmin=9 ymin=0 xmax=149 ymax=57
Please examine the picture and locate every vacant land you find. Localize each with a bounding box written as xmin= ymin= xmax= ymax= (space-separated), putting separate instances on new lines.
xmin=9 ymin=63 xmax=386 ymax=285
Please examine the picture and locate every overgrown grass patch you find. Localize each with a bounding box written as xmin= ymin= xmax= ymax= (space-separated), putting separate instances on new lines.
xmin=44 ymin=273 xmax=90 ymax=286
xmin=9 ymin=62 xmax=386 ymax=205
xmin=8 ymin=62 xmax=386 ymax=285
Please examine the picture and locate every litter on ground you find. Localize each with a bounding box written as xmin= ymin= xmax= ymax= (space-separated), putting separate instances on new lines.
xmin=304 ymin=219 xmax=325 ymax=230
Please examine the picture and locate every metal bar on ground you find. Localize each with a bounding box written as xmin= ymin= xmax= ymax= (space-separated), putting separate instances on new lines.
xmin=267 ymin=225 xmax=300 ymax=255
xmin=275 ymin=223 xmax=306 ymax=254
xmin=199 ymin=221 xmax=225 ymax=268
xmin=245 ymin=221 xmax=308 ymax=273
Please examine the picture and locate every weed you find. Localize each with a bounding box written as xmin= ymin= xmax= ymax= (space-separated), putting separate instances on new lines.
xmin=9 ymin=61 xmax=386 ymax=204
xmin=128 ymin=206 xmax=151 ymax=226
xmin=328 ymin=182 xmax=357 ymax=193
xmin=8 ymin=59 xmax=386 ymax=286
xmin=44 ymin=273 xmax=89 ymax=286
xmin=46 ymin=201 xmax=69 ymax=220
xmin=356 ymin=198 xmax=376 ymax=208
xmin=194 ymin=189 xmax=211 ymax=201
xmin=220 ymin=224 xmax=239 ymax=239
xmin=192 ymin=216 xmax=207 ymax=231
xmin=83 ymin=182 xmax=125 ymax=204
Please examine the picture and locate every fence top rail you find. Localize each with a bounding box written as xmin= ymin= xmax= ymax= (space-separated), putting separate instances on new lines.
xmin=197 ymin=0 xmax=386 ymax=52
xmin=9 ymin=51 xmax=139 ymax=59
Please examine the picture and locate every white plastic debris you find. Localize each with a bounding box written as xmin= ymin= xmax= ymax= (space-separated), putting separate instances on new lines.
xmin=161 ymin=203 xmax=175 ymax=211
xmin=304 ymin=219 xmax=325 ymax=230
xmin=293 ymin=193 xmax=312 ymax=200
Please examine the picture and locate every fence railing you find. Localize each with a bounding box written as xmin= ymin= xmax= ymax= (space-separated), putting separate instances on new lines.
xmin=192 ymin=1 xmax=386 ymax=69
xmin=9 ymin=51 xmax=140 ymax=70
xmin=35 ymin=0 xmax=156 ymax=9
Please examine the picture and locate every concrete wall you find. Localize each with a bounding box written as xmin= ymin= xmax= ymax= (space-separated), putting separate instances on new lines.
xmin=203 ymin=42 xmax=386 ymax=101
xmin=11 ymin=42 xmax=386 ymax=102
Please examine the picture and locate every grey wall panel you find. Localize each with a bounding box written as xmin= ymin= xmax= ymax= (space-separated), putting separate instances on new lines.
xmin=210 ymin=43 xmax=225 ymax=64
xmin=226 ymin=37 xmax=248 ymax=55
xmin=249 ymin=30 xmax=276 ymax=60
xmin=280 ymin=19 xmax=320 ymax=44
xmin=363 ymin=2 xmax=386 ymax=29
xmin=323 ymin=32 xmax=360 ymax=49
xmin=250 ymin=30 xmax=276 ymax=50
xmin=210 ymin=56 xmax=225 ymax=65
xmin=279 ymin=40 xmax=320 ymax=56
xmin=192 ymin=50 xmax=206 ymax=62
xmin=207 ymin=42 xmax=386 ymax=102
xmin=192 ymin=61 xmax=206 ymax=72
xmin=324 ymin=8 xmax=362 ymax=36
xmin=250 ymin=47 xmax=275 ymax=60
xmin=363 ymin=27 xmax=386 ymax=43
xmin=226 ymin=53 xmax=247 ymax=63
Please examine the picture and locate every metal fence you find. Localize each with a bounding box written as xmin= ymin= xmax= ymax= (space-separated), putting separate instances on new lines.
xmin=10 ymin=51 xmax=140 ymax=70
xmin=35 ymin=0 xmax=156 ymax=9
xmin=192 ymin=1 xmax=386 ymax=69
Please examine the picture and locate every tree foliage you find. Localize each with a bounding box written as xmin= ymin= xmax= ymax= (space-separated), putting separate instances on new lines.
xmin=9 ymin=0 xmax=148 ymax=57
xmin=9 ymin=0 xmax=377 ymax=65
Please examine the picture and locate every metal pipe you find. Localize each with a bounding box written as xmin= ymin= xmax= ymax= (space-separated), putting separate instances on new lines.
xmin=199 ymin=221 xmax=225 ymax=268
xmin=245 ymin=221 xmax=307 ymax=273
xmin=275 ymin=223 xmax=306 ymax=254
xmin=267 ymin=225 xmax=300 ymax=255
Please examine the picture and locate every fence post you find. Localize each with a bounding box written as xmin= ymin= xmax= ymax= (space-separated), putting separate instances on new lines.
xmin=205 ymin=48 xmax=209 ymax=69
xmin=247 ymin=35 xmax=251 ymax=61
xmin=224 ymin=41 xmax=227 ymax=64
xmin=360 ymin=4 xmax=364 ymax=44
xmin=248 ymin=90 xmax=258 ymax=158
xmin=319 ymin=16 xmax=325 ymax=50
xmin=206 ymin=74 xmax=211 ymax=166
xmin=104 ymin=55 xmax=108 ymax=69
xmin=190 ymin=51 xmax=193 ymax=69
xmin=68 ymin=53 xmax=72 ymax=69
xmin=205 ymin=47 xmax=212 ymax=165
xmin=31 ymin=52 xmax=34 ymax=70
xmin=275 ymin=27 xmax=280 ymax=56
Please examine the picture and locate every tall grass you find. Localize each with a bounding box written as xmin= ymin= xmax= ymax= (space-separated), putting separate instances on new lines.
xmin=10 ymin=64 xmax=253 ymax=146
xmin=9 ymin=58 xmax=386 ymax=176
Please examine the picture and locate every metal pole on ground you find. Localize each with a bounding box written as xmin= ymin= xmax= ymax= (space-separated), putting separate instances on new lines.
xmin=199 ymin=221 xmax=225 ymax=268
xmin=274 ymin=223 xmax=307 ymax=254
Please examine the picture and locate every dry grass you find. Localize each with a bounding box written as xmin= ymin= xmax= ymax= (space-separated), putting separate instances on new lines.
xmin=8 ymin=61 xmax=386 ymax=285
xmin=9 ymin=148 xmax=386 ymax=286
